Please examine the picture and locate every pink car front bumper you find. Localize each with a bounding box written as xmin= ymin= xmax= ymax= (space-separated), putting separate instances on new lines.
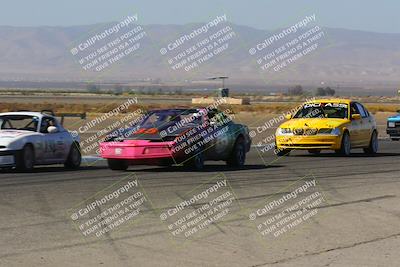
xmin=99 ymin=140 xmax=176 ymax=161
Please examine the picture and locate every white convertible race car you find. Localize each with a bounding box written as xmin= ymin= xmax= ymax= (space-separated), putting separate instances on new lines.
xmin=0 ymin=111 xmax=83 ymax=171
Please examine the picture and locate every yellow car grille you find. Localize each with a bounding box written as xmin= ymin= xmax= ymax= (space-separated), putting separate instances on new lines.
xmin=293 ymin=128 xmax=318 ymax=136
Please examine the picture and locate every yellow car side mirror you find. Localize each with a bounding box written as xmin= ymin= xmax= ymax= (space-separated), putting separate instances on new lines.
xmin=351 ymin=114 xmax=361 ymax=120
xmin=285 ymin=114 xmax=292 ymax=120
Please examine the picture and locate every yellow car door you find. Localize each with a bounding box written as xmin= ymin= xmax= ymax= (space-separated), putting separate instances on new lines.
xmin=349 ymin=102 xmax=363 ymax=147
xmin=355 ymin=103 xmax=373 ymax=146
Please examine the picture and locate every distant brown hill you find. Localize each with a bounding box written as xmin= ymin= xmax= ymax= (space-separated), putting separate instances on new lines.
xmin=0 ymin=23 xmax=399 ymax=85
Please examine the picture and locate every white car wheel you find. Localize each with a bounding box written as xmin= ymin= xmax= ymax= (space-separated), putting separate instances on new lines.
xmin=16 ymin=145 xmax=35 ymax=171
xmin=65 ymin=144 xmax=82 ymax=169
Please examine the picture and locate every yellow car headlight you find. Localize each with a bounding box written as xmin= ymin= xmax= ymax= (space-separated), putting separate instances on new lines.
xmin=277 ymin=128 xmax=293 ymax=136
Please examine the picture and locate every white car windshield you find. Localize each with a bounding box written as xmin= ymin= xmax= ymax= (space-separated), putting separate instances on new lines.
xmin=0 ymin=115 xmax=39 ymax=132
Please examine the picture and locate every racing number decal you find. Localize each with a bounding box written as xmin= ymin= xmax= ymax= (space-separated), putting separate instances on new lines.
xmin=134 ymin=128 xmax=158 ymax=135
xmin=44 ymin=140 xmax=56 ymax=153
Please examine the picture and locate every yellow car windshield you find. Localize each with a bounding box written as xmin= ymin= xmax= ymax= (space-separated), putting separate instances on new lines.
xmin=294 ymin=103 xmax=348 ymax=119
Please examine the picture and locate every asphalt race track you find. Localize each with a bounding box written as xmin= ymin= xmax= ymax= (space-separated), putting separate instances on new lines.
xmin=1 ymin=140 xmax=400 ymax=267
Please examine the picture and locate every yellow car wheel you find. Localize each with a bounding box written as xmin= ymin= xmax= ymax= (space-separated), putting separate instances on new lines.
xmin=364 ymin=131 xmax=378 ymax=155
xmin=336 ymin=132 xmax=351 ymax=156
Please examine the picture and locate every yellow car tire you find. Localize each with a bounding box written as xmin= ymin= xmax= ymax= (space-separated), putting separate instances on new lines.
xmin=336 ymin=132 xmax=351 ymax=156
xmin=363 ymin=131 xmax=378 ymax=155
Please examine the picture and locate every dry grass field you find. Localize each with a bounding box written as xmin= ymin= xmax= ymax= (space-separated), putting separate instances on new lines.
xmin=1 ymin=95 xmax=399 ymax=114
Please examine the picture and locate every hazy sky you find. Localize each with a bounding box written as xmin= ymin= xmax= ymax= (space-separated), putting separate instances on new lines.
xmin=1 ymin=0 xmax=398 ymax=33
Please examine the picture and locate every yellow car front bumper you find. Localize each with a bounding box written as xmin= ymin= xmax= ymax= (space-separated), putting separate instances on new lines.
xmin=275 ymin=135 xmax=342 ymax=150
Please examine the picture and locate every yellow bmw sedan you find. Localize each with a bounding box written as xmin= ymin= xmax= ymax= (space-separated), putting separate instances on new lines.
xmin=275 ymin=99 xmax=378 ymax=156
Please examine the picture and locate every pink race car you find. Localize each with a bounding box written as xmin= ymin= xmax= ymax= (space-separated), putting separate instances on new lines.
xmin=99 ymin=108 xmax=251 ymax=170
